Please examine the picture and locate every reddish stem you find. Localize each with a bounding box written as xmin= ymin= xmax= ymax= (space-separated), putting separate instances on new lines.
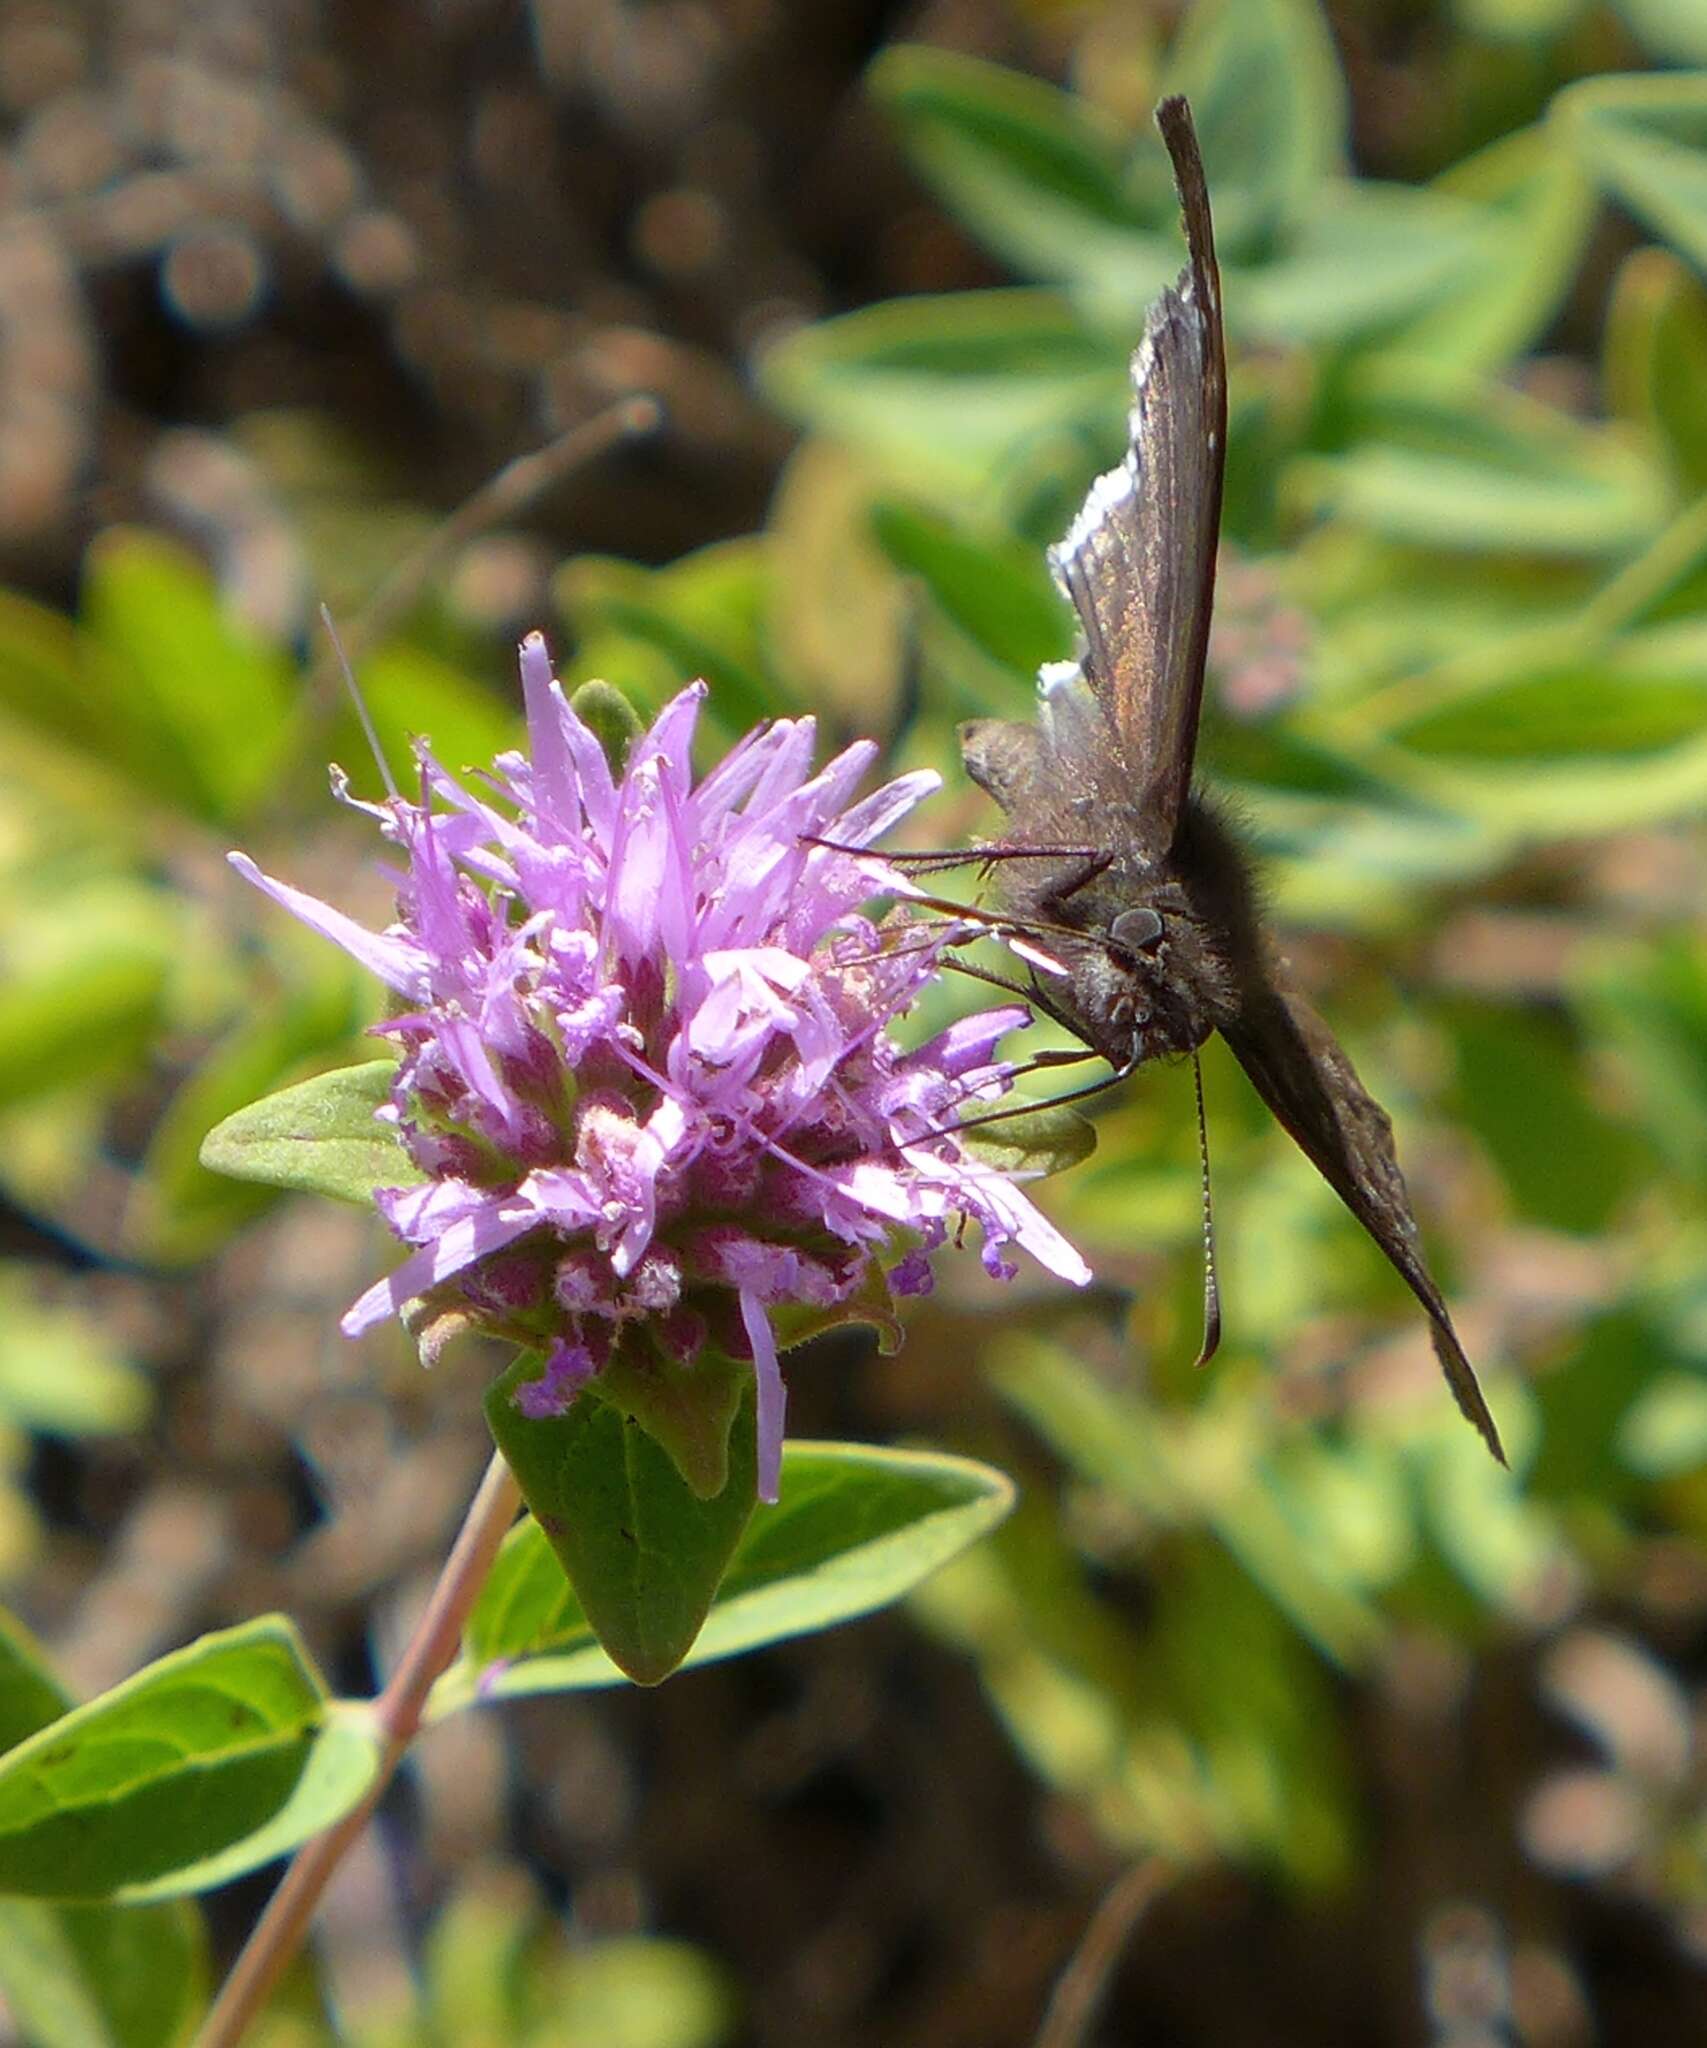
xmin=194 ymin=1449 xmax=521 ymax=2048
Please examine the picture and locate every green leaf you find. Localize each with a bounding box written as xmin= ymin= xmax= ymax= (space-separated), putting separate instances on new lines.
xmin=871 ymin=500 xmax=1065 ymax=677
xmin=0 ymin=1616 xmax=350 ymax=1900
xmin=1391 ymin=652 xmax=1707 ymax=763
xmin=0 ymin=1607 xmax=71 ymax=1755
xmin=1400 ymin=124 xmax=1593 ymax=370
xmin=0 ymin=1270 xmax=151 ymax=1439
xmin=1164 ymin=0 xmax=1346 ymax=255
xmin=1615 ymin=0 xmax=1707 ymax=62
xmin=1558 ymin=72 xmax=1707 ymax=277
xmin=1445 ymin=1003 xmax=1641 ymax=1234
xmin=433 ymin=1441 xmax=1016 ymax=1706
xmin=958 ymin=1102 xmax=1097 ymax=1180
xmin=765 ymin=441 xmax=911 ymax=730
xmin=544 ymin=1937 xmax=732 ymax=2048
xmin=1237 ymin=183 xmax=1486 ymax=344
xmin=1618 ymin=1372 xmax=1707 ymax=1476
xmin=1573 ymin=931 xmax=1707 ymax=1180
xmin=0 ymin=1897 xmax=208 ymax=2048
xmin=1605 ymin=247 xmax=1707 ymax=493
xmin=2 ymin=1615 xmax=203 ymax=2043
xmin=337 ymin=641 xmax=521 ymax=788
xmin=870 ymin=47 xmax=1173 ymax=318
xmin=556 ymin=541 xmax=777 ymax=740
xmin=1300 ymin=361 xmax=1668 ymax=556
xmin=80 ymin=529 xmax=294 ymax=823
xmin=760 ymin=290 xmax=1121 ymax=500
xmin=116 ymin=1711 xmax=380 ymax=1904
xmin=198 ymin=1058 xmax=421 ymax=1206
xmin=0 ymin=894 xmax=173 ymax=1114
xmin=484 ymin=1359 xmax=760 ymax=1686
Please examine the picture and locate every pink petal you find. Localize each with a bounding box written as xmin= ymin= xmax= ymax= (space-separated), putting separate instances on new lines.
xmin=739 ymin=1289 xmax=786 ymax=1505
xmin=229 ymin=854 xmax=431 ymax=1000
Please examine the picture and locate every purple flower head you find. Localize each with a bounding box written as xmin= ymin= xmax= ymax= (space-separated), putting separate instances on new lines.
xmin=232 ymin=634 xmax=1089 ymax=1501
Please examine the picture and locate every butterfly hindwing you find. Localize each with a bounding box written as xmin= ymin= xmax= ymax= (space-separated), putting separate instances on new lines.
xmin=1218 ymin=969 xmax=1505 ymax=1463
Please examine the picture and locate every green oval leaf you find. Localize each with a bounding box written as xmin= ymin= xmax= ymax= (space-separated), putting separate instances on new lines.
xmin=1302 ymin=361 xmax=1668 ymax=556
xmin=1560 ymin=71 xmax=1707 ymax=278
xmin=0 ymin=1611 xmax=209 ymax=2042
xmin=0 ymin=1616 xmax=339 ymax=1900
xmin=81 ymin=529 xmax=294 ymax=824
xmin=1238 ymin=183 xmax=1486 ymax=344
xmin=430 ymin=1442 xmax=1016 ymax=1708
xmin=485 ymin=1356 xmax=760 ymax=1687
xmin=1605 ymin=247 xmax=1707 ymax=493
xmin=760 ymin=290 xmax=1120 ymax=499
xmin=958 ymin=1102 xmax=1097 ymax=1180
xmin=198 ymin=1058 xmax=420 ymax=1206
xmin=115 ymin=1710 xmax=381 ymax=1904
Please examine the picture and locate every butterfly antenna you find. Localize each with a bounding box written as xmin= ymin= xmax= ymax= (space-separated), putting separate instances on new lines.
xmin=320 ymin=603 xmax=399 ymax=802
xmin=1192 ymin=1050 xmax=1222 ymax=1368
xmin=927 ymin=1047 xmax=1139 ymax=1141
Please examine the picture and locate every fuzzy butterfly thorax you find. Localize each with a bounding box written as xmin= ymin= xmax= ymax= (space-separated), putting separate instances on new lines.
xmin=956 ymin=96 xmax=1506 ymax=1466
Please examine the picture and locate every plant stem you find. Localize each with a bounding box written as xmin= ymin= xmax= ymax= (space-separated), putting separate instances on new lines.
xmin=194 ymin=1448 xmax=522 ymax=2048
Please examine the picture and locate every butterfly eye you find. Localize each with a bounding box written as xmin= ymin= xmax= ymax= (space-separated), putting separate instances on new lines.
xmin=1110 ymin=907 xmax=1165 ymax=956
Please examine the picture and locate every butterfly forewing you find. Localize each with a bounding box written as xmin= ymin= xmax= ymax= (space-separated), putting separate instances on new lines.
xmin=1045 ymin=95 xmax=1226 ymax=858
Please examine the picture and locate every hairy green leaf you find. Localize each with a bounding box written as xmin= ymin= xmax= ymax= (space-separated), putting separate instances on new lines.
xmin=198 ymin=1058 xmax=420 ymax=1206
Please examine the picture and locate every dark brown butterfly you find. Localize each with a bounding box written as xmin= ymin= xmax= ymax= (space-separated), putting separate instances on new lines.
xmin=958 ymin=96 xmax=1504 ymax=1462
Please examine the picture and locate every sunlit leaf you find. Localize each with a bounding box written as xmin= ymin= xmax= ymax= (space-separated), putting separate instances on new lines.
xmin=1164 ymin=0 xmax=1346 ymax=254
xmin=1238 ymin=182 xmax=1485 ymax=343
xmin=198 ymin=1058 xmax=419 ymax=1206
xmin=556 ymin=542 xmax=778 ymax=741
xmin=342 ymin=641 xmax=522 ymax=786
xmin=80 ymin=529 xmax=294 ymax=824
xmin=129 ymin=960 xmax=370 ymax=1264
xmin=1402 ymin=123 xmax=1593 ymax=369
xmin=0 ymin=1271 xmax=150 ymax=1439
xmin=0 ymin=1616 xmax=351 ymax=1900
xmin=1615 ymin=0 xmax=1707 ymax=61
xmin=1559 ymin=71 xmax=1707 ymax=277
xmin=1299 ymin=362 xmax=1669 ymax=556
xmin=0 ymin=888 xmax=175 ymax=1113
xmin=761 ymin=291 xmax=1121 ymax=500
xmin=433 ymin=1442 xmax=1016 ymax=1707
xmin=959 ymin=1102 xmax=1097 ymax=1180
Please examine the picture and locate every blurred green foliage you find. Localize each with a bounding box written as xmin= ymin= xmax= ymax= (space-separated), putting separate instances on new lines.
xmin=0 ymin=0 xmax=1705 ymax=2033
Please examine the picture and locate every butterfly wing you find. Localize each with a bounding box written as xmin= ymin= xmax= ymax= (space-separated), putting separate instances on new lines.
xmin=1044 ymin=95 xmax=1226 ymax=859
xmin=1219 ymin=971 xmax=1505 ymax=1463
